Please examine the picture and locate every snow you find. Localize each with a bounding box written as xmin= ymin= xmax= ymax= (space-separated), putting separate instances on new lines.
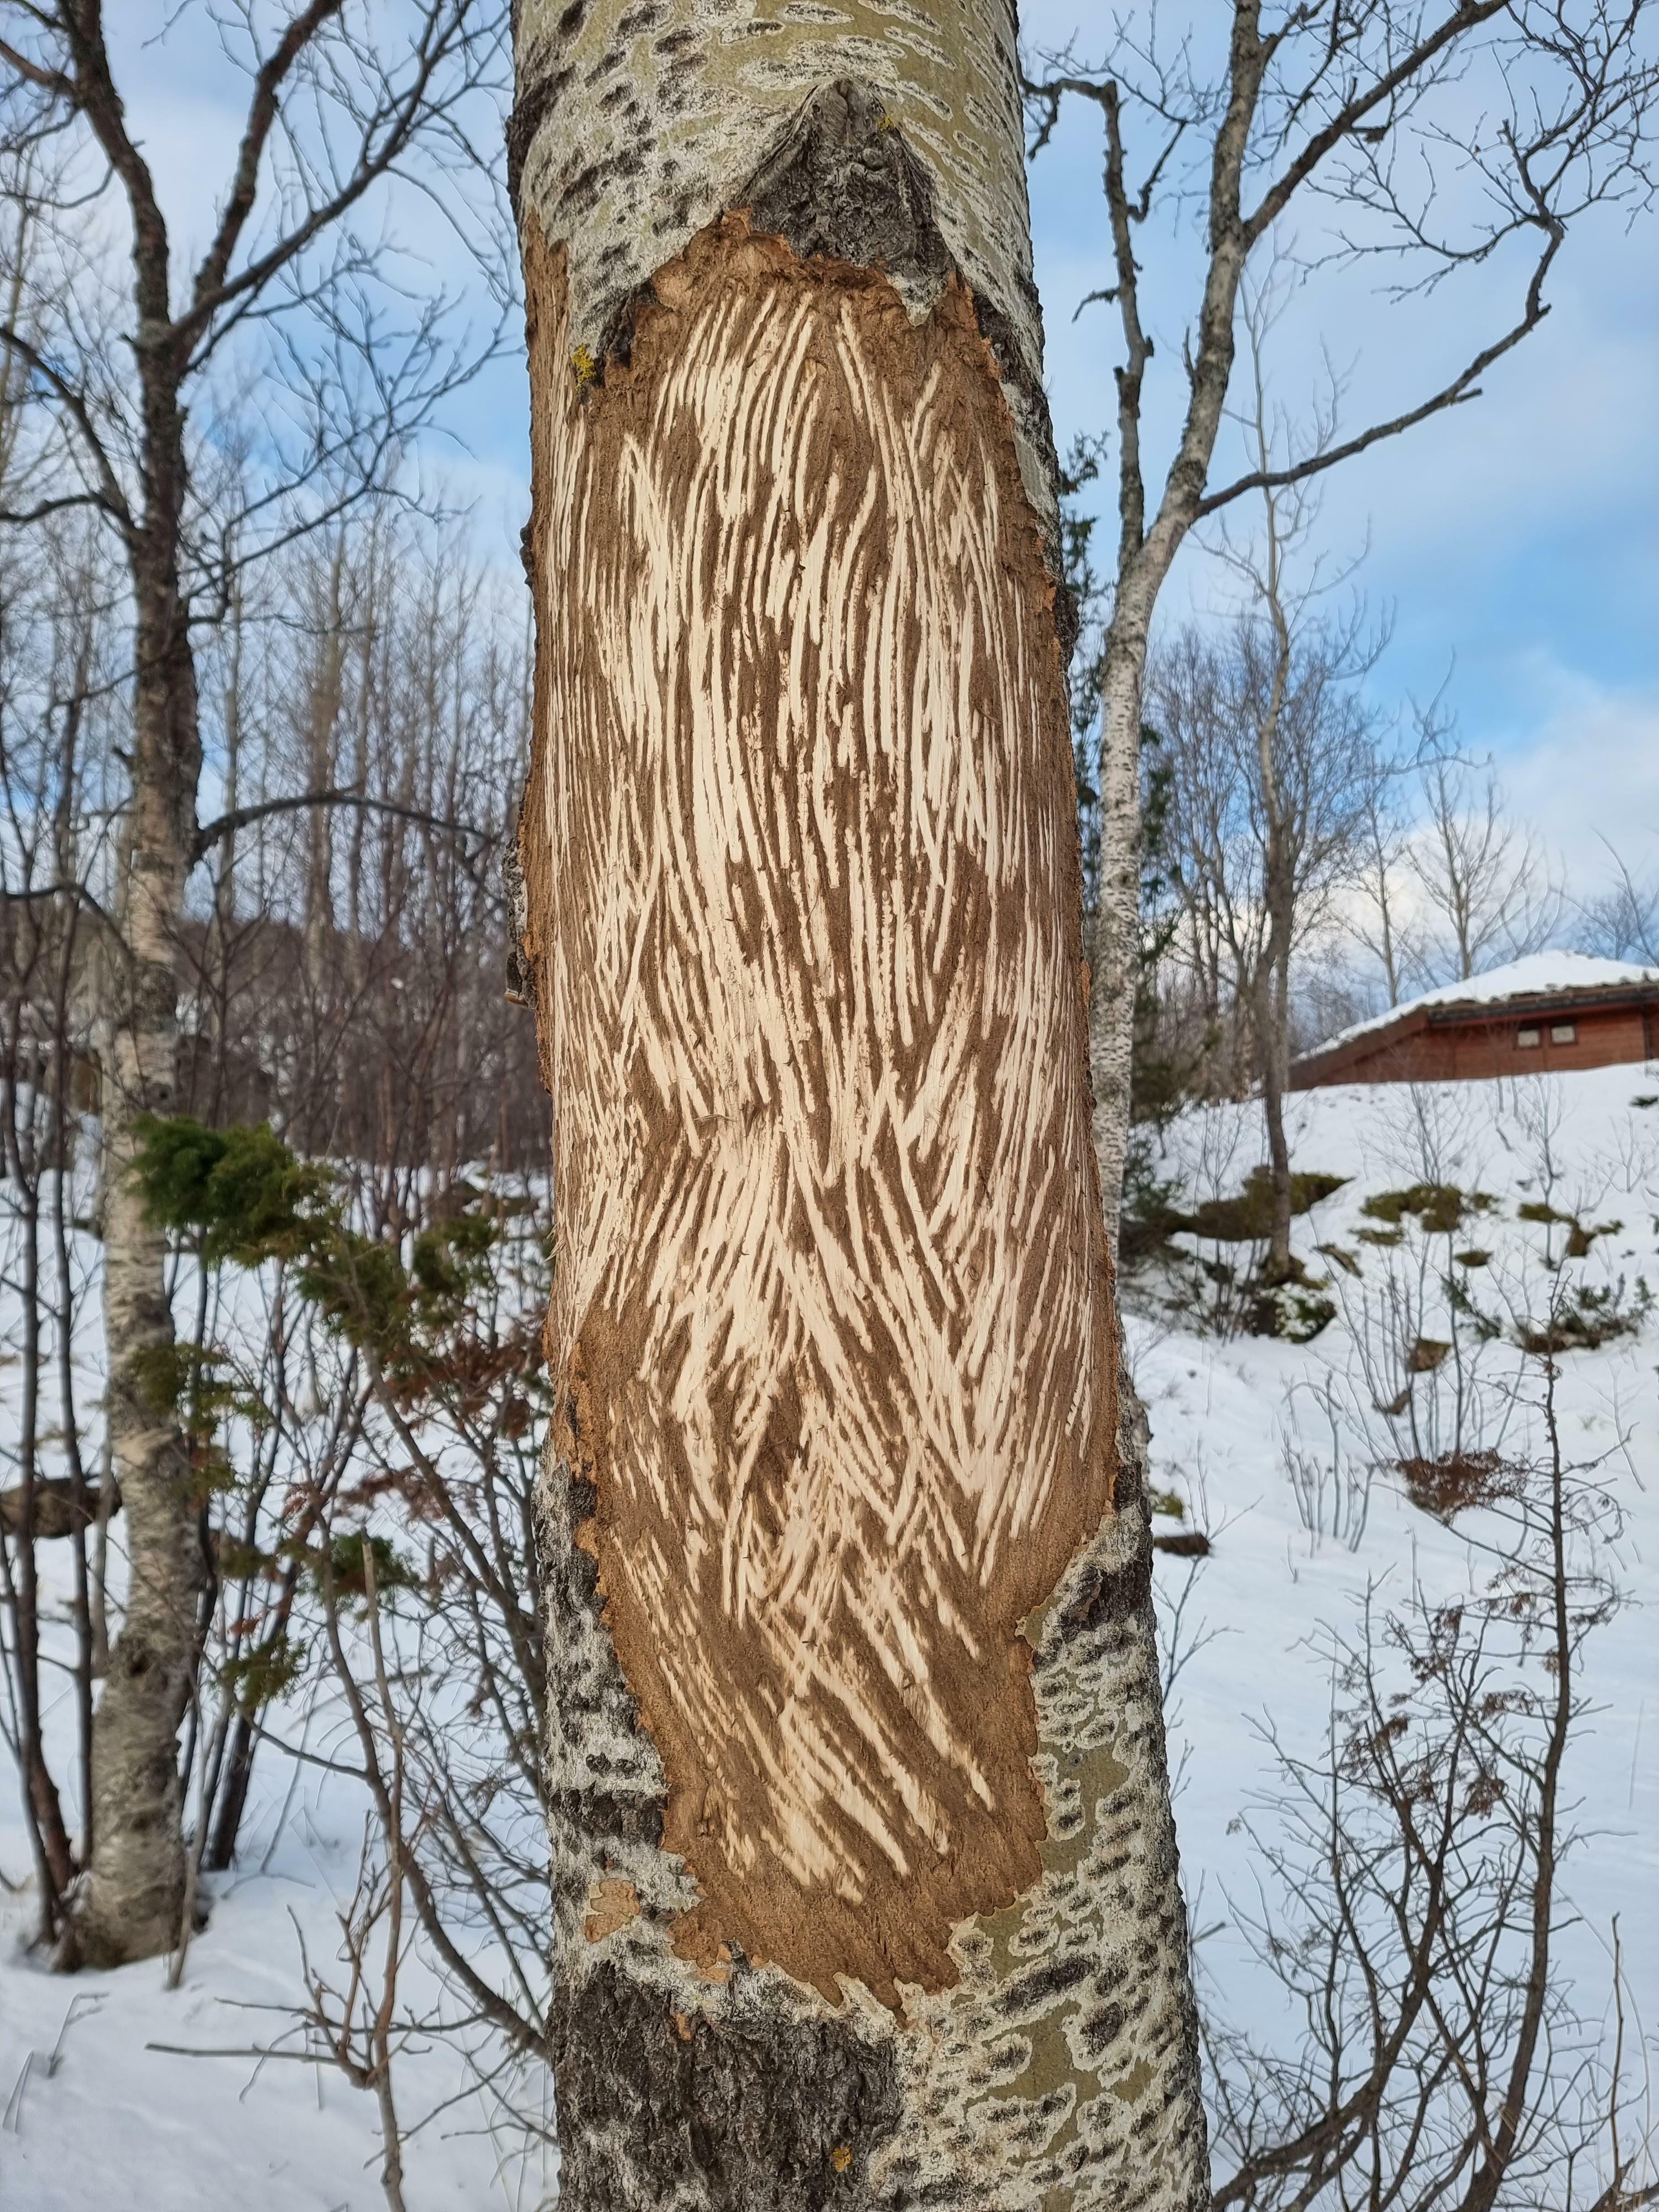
xmin=1133 ymin=1062 xmax=1659 ymax=2075
xmin=0 ymin=1159 xmax=556 ymax=2210
xmin=4 ymin=1061 xmax=1657 ymax=2204
xmin=1310 ymin=949 xmax=1659 ymax=1052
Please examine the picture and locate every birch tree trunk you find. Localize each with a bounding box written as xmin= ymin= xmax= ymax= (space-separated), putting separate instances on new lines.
xmin=6 ymin=0 xmax=506 ymax=1968
xmin=1254 ymin=624 xmax=1294 ymax=1288
xmin=1088 ymin=605 xmax=1156 ymax=1258
xmin=77 ymin=452 xmax=205 ymax=1968
xmin=511 ymin=10 xmax=1208 ymax=2205
xmin=1078 ymin=13 xmax=1265 ymax=1256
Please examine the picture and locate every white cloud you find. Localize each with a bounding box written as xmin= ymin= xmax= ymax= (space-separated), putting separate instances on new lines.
xmin=1495 ymin=667 xmax=1659 ymax=890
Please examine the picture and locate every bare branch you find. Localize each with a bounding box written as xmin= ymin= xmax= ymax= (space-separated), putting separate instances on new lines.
xmin=0 ymin=320 xmax=132 ymax=534
xmin=190 ymin=786 xmax=491 ymax=867
xmin=189 ymin=0 xmax=348 ymax=318
xmin=1193 ymin=237 xmax=1557 ymax=521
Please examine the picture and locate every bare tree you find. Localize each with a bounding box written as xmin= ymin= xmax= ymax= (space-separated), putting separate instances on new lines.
xmin=0 ymin=521 xmax=120 ymax=1948
xmin=0 ymin=307 xmax=126 ymax=1955
xmin=1024 ymin=2 xmax=1659 ymax=1248
xmin=1204 ymin=284 xmax=1396 ymax=1284
xmin=1352 ymin=773 xmax=1423 ymax=1009
xmin=1410 ymin=749 xmax=1564 ymax=983
xmin=1207 ymin=1178 xmax=1653 ymax=2212
xmin=0 ymin=0 xmax=510 ymax=1965
xmin=1151 ymin=611 xmax=1389 ymax=1282
xmin=1578 ymin=841 xmax=1659 ymax=965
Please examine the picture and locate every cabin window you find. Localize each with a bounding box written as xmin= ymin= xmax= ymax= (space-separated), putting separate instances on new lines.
xmin=1551 ymin=1021 xmax=1576 ymax=1044
xmin=1516 ymin=1027 xmax=1541 ymax=1049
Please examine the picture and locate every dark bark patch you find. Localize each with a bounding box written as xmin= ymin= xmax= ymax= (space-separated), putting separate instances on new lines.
xmin=506 ymin=62 xmax=571 ymax=214
xmin=739 ymin=79 xmax=951 ymax=300
xmin=1049 ymin=1546 xmax=1153 ymax=1650
xmin=554 ymin=1961 xmax=902 ymax=2210
xmin=997 ymin=1949 xmax=1093 ymax=2017
xmin=1077 ymin=2000 xmax=1128 ymax=2057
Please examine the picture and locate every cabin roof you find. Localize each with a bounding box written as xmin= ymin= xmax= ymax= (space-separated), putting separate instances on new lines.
xmin=1292 ymin=951 xmax=1659 ymax=1086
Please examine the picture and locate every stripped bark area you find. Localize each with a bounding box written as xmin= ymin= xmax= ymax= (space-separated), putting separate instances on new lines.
xmin=509 ymin=8 xmax=1058 ymax=559
xmin=538 ymin=1334 xmax=1206 ymax=2206
xmin=522 ymin=213 xmax=1115 ymax=2003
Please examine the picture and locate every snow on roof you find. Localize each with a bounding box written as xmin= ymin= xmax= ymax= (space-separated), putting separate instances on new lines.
xmin=1313 ymin=951 xmax=1659 ymax=1054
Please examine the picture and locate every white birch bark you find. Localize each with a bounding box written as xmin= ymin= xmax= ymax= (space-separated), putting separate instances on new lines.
xmin=76 ymin=599 xmax=204 ymax=1966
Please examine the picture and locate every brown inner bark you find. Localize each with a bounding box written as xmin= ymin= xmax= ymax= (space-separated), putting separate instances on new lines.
xmin=520 ymin=214 xmax=1116 ymax=2007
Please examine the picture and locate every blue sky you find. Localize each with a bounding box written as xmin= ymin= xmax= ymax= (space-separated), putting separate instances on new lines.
xmin=1018 ymin=2 xmax=1659 ymax=883
xmin=109 ymin=4 xmax=1658 ymax=880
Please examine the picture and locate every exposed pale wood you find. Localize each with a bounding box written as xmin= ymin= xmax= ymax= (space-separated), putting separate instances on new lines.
xmin=522 ymin=217 xmax=1114 ymax=2006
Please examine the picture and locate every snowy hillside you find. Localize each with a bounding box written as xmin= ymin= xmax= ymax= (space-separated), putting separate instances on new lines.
xmin=3 ymin=1063 xmax=1655 ymax=2207
xmin=1125 ymin=1066 xmax=1659 ymax=2131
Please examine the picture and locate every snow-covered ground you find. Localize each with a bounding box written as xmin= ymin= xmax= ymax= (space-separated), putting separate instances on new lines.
xmin=1128 ymin=1065 xmax=1659 ymax=2079
xmin=3 ymin=1064 xmax=1655 ymax=2207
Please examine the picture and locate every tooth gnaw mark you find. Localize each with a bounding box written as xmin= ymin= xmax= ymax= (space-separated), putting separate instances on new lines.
xmin=521 ymin=214 xmax=1116 ymax=2006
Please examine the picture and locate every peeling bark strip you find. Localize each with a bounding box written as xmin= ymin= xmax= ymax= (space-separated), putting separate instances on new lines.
xmin=521 ymin=212 xmax=1116 ymax=2005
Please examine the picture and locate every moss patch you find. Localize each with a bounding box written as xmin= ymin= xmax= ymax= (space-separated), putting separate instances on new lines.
xmin=1516 ymin=1202 xmax=1623 ymax=1259
xmin=1360 ymin=1183 xmax=1495 ymax=1236
xmin=1175 ymin=1166 xmax=1347 ymax=1243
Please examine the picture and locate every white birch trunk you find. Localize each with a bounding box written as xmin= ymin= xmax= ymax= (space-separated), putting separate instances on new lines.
xmin=1088 ymin=602 xmax=1156 ymax=1261
xmin=76 ymin=598 xmax=204 ymax=1965
xmin=512 ymin=6 xmax=1208 ymax=2204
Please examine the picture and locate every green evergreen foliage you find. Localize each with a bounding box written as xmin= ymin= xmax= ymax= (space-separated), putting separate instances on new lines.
xmin=131 ymin=1115 xmax=325 ymax=1266
xmin=314 ymin=1530 xmax=420 ymax=1609
xmin=216 ymin=1536 xmax=283 ymax=1583
xmin=129 ymin=1115 xmax=505 ymax=1392
xmin=410 ymin=1214 xmax=498 ymax=1313
xmin=1515 ymin=1277 xmax=1653 ymax=1354
xmin=221 ymin=1634 xmax=307 ymax=1709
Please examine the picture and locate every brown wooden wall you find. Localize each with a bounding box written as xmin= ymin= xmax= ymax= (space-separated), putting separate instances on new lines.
xmin=1316 ymin=1001 xmax=1657 ymax=1087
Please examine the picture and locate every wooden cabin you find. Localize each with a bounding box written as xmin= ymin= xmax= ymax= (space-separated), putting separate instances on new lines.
xmin=1291 ymin=954 xmax=1659 ymax=1090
